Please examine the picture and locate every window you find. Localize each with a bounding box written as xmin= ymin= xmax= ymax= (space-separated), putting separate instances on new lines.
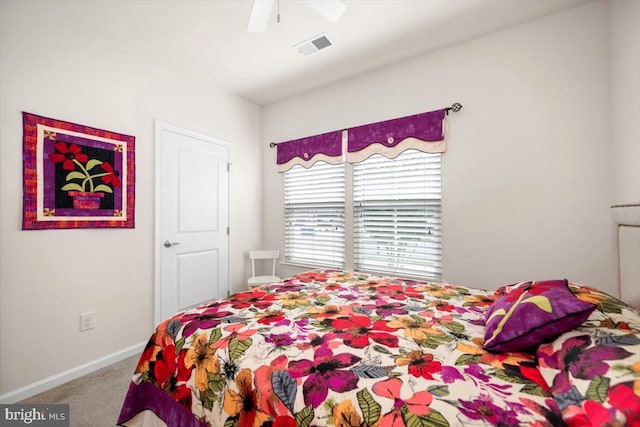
xmin=353 ymin=150 xmax=442 ymax=280
xmin=284 ymin=162 xmax=345 ymax=268
xmin=283 ymin=150 xmax=442 ymax=280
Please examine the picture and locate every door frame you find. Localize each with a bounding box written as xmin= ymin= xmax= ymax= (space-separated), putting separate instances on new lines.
xmin=154 ymin=120 xmax=231 ymax=326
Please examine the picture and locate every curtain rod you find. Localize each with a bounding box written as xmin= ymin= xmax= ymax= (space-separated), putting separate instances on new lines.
xmin=269 ymin=102 xmax=462 ymax=148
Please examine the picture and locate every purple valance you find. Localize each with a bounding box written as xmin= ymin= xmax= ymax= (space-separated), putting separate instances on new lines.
xmin=276 ymin=129 xmax=343 ymax=172
xmin=347 ymin=109 xmax=446 ymax=163
xmin=274 ymin=107 xmax=451 ymax=171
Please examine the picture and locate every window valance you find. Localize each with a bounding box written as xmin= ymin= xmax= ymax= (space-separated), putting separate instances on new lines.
xmin=276 ymin=130 xmax=343 ymax=172
xmin=347 ymin=109 xmax=446 ymax=163
xmin=273 ymin=105 xmax=459 ymax=172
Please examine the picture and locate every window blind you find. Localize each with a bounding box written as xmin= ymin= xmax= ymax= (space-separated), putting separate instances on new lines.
xmin=353 ymin=150 xmax=442 ymax=280
xmin=284 ymin=162 xmax=345 ymax=268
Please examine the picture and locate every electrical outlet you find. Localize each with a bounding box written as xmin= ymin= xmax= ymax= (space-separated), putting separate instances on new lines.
xmin=80 ymin=311 xmax=95 ymax=332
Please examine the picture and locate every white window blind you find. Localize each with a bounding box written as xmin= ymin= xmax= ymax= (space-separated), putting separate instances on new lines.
xmin=284 ymin=162 xmax=345 ymax=268
xmin=353 ymin=150 xmax=442 ymax=280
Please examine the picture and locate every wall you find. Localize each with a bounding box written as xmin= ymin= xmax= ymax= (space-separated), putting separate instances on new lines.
xmin=263 ymin=1 xmax=619 ymax=293
xmin=0 ymin=2 xmax=263 ymax=397
xmin=610 ymin=0 xmax=640 ymax=205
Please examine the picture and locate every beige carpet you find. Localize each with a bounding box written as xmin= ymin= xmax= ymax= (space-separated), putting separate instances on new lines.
xmin=19 ymin=355 xmax=138 ymax=427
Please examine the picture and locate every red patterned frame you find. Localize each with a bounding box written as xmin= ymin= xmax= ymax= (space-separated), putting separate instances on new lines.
xmin=22 ymin=112 xmax=135 ymax=229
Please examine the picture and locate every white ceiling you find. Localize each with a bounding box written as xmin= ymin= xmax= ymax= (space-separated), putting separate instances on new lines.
xmin=77 ymin=0 xmax=589 ymax=106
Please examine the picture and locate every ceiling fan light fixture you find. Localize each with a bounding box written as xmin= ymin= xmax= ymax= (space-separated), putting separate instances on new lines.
xmin=304 ymin=0 xmax=346 ymax=22
xmin=247 ymin=0 xmax=274 ymax=33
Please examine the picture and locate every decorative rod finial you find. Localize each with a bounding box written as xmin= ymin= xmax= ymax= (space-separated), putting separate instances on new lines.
xmin=450 ymin=102 xmax=462 ymax=112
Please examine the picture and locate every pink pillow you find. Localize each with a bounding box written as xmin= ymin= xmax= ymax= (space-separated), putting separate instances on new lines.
xmin=483 ymin=279 xmax=596 ymax=352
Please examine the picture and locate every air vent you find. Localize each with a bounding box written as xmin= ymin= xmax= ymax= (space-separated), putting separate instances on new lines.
xmin=294 ymin=33 xmax=333 ymax=56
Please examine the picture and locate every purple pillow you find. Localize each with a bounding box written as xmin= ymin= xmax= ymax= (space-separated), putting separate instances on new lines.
xmin=483 ymin=279 xmax=596 ymax=352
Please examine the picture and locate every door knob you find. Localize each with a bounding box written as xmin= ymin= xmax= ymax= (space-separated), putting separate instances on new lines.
xmin=164 ymin=240 xmax=181 ymax=248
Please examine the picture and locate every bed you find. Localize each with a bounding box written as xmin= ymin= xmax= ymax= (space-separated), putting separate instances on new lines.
xmin=117 ymin=270 xmax=640 ymax=427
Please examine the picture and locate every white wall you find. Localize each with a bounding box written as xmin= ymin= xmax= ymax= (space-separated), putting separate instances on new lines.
xmin=263 ymin=1 xmax=620 ymax=293
xmin=610 ymin=0 xmax=640 ymax=205
xmin=0 ymin=2 xmax=263 ymax=396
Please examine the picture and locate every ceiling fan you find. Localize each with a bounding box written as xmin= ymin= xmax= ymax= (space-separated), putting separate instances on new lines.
xmin=248 ymin=0 xmax=347 ymax=32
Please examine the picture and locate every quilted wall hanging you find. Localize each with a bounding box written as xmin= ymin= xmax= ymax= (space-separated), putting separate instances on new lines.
xmin=22 ymin=112 xmax=135 ymax=229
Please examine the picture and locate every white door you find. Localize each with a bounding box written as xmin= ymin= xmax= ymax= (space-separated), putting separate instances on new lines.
xmin=155 ymin=121 xmax=230 ymax=324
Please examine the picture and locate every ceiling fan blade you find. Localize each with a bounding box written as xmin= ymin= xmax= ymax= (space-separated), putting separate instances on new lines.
xmin=305 ymin=0 xmax=346 ymax=22
xmin=248 ymin=0 xmax=274 ymax=33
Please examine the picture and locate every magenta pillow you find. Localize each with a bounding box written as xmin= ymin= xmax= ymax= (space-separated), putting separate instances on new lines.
xmin=483 ymin=279 xmax=596 ymax=352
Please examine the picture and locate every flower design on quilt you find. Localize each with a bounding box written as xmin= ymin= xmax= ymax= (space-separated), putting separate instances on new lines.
xmin=430 ymin=300 xmax=456 ymax=312
xmin=213 ymin=323 xmax=257 ymax=350
xmin=387 ymin=316 xmax=444 ymax=343
xmin=332 ymin=401 xmax=364 ymax=427
xmin=266 ymin=282 xmax=304 ymax=293
xmin=254 ymin=355 xmax=291 ymax=419
xmin=276 ymin=292 xmax=311 ymax=308
xmin=537 ymin=334 xmax=633 ymax=393
xmin=295 ymin=271 xmax=329 ymax=283
xmin=229 ymin=289 xmax=277 ymax=310
xmin=223 ymin=369 xmax=270 ymax=427
xmin=296 ymin=332 xmax=339 ymax=351
xmin=264 ymin=333 xmax=296 ymax=356
xmin=607 ymin=381 xmax=640 ymax=424
xmin=394 ymin=350 xmax=442 ymax=379
xmin=416 ymin=283 xmax=458 ymax=299
xmin=362 ymin=299 xmax=408 ymax=317
xmin=180 ymin=306 xmax=233 ymax=338
xmin=287 ymin=346 xmax=361 ymax=408
xmin=152 ymin=346 xmax=192 ymax=409
xmin=255 ymin=309 xmax=286 ymax=325
xmin=519 ymin=397 xmax=564 ymax=427
xmin=458 ymin=393 xmax=520 ymax=426
xmin=375 ymin=284 xmax=424 ymax=301
xmin=462 ymin=294 xmax=495 ymax=308
xmin=184 ymin=333 xmax=220 ymax=392
xmin=307 ymin=304 xmax=351 ymax=319
xmin=331 ymin=315 xmax=399 ymax=349
xmin=372 ymin=377 xmax=433 ymax=426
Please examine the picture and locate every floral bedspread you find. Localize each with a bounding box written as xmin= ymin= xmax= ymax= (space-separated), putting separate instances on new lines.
xmin=117 ymin=271 xmax=640 ymax=427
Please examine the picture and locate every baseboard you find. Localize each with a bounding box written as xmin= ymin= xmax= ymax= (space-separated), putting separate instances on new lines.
xmin=0 ymin=341 xmax=146 ymax=404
